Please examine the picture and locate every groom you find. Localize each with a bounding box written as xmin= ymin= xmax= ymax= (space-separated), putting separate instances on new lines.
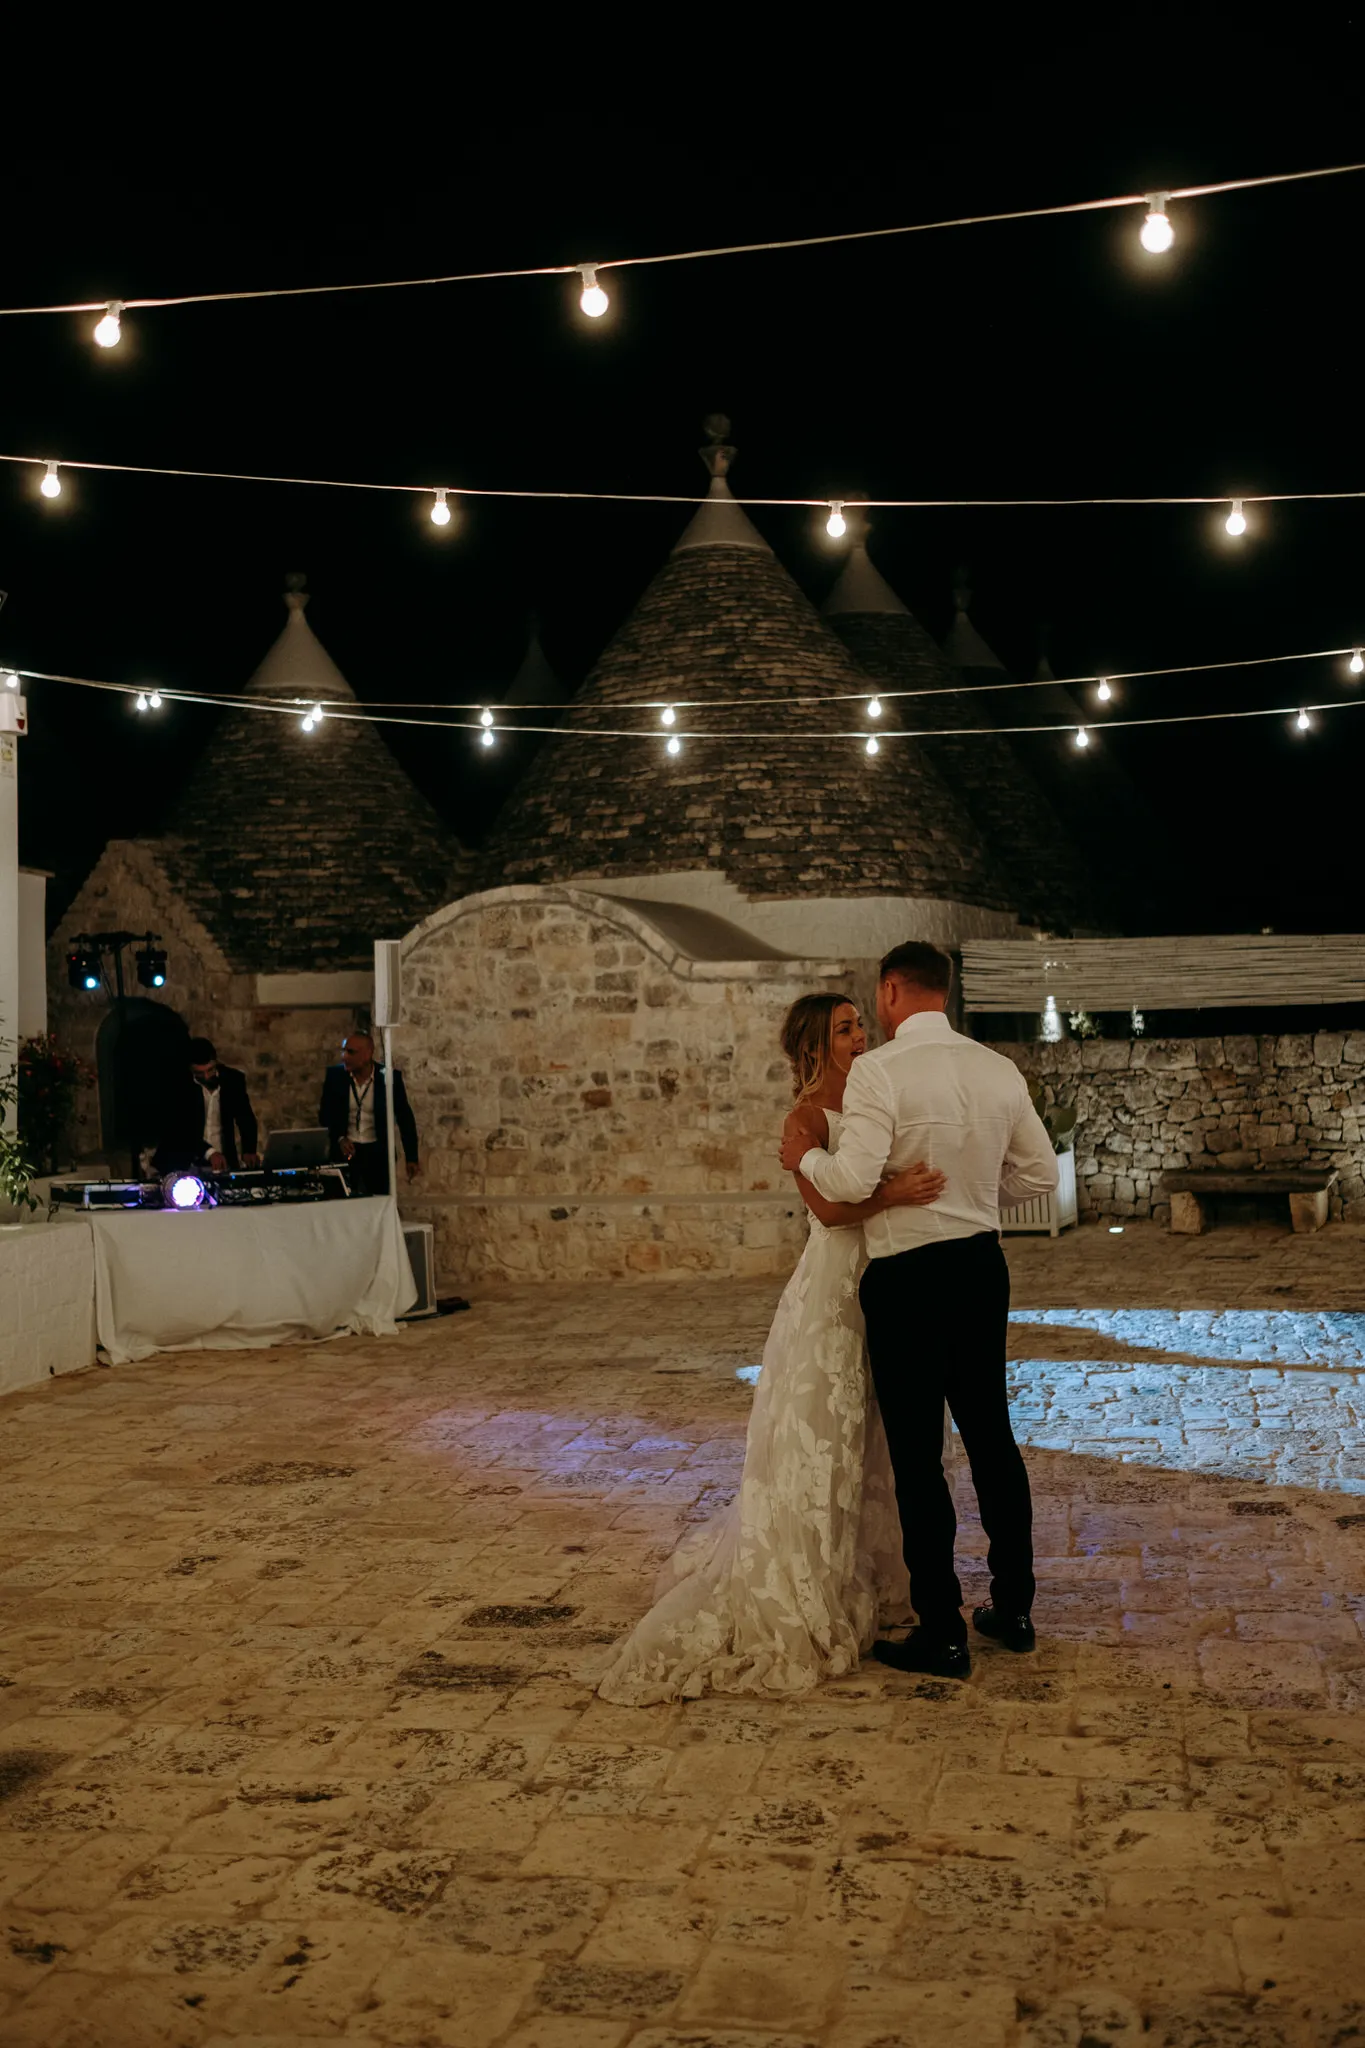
xmin=779 ymin=941 xmax=1058 ymax=1678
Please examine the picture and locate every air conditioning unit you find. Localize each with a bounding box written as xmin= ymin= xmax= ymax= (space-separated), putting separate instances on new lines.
xmin=401 ymin=1221 xmax=437 ymax=1318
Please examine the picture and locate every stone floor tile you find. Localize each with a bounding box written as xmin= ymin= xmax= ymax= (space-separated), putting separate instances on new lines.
xmin=676 ymin=1944 xmax=845 ymax=2031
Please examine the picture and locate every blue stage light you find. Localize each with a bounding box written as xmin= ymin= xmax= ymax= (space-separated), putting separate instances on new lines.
xmin=164 ymin=1173 xmax=207 ymax=1210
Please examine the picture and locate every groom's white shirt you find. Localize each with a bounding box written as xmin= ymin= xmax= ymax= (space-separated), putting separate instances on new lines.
xmin=800 ymin=1011 xmax=1058 ymax=1258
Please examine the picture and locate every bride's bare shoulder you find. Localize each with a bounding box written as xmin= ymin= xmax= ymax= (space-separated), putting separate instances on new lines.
xmin=782 ymin=1102 xmax=829 ymax=1150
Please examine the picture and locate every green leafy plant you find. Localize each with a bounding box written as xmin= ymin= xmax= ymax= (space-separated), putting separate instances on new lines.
xmin=0 ymin=1036 xmax=39 ymax=1211
xmin=1029 ymin=1081 xmax=1078 ymax=1155
xmin=18 ymin=1034 xmax=93 ymax=1176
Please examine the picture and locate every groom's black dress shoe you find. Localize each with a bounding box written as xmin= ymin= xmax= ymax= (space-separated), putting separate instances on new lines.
xmin=972 ymin=1605 xmax=1036 ymax=1653
xmin=873 ymin=1633 xmax=971 ymax=1680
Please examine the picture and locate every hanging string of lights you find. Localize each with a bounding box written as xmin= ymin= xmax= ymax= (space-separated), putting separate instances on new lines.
xmin=2 ymin=162 xmax=1360 ymax=347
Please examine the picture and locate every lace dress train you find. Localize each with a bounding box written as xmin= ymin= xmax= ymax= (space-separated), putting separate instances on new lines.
xmin=598 ymin=1127 xmax=914 ymax=1704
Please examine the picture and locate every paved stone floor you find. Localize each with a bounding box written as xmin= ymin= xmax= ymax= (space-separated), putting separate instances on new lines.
xmin=4 ymin=1222 xmax=1365 ymax=2047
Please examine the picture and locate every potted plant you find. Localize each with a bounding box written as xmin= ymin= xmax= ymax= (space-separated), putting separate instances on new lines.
xmin=17 ymin=1035 xmax=92 ymax=1177
xmin=0 ymin=1037 xmax=38 ymax=1215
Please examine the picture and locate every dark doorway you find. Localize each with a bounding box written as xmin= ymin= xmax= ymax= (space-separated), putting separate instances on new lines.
xmin=96 ymin=1000 xmax=190 ymax=1174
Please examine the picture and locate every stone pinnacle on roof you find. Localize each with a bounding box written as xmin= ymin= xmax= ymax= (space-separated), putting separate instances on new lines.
xmin=672 ymin=414 xmax=771 ymax=554
xmin=242 ymin=572 xmax=356 ymax=704
xmin=503 ymin=616 xmax=571 ymax=708
xmin=823 ymin=500 xmax=910 ymax=618
xmin=941 ymin=567 xmax=1005 ymax=671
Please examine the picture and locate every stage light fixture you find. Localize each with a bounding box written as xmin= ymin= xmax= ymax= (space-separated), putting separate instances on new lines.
xmin=163 ymin=1171 xmax=208 ymax=1210
xmin=67 ymin=939 xmax=101 ymax=991
xmin=135 ymin=940 xmax=167 ymax=989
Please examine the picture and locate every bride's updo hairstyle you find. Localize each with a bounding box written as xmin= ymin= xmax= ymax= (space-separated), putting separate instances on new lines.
xmin=781 ymin=993 xmax=856 ymax=1105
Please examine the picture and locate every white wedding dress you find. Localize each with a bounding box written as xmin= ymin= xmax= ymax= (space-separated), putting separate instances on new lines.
xmin=598 ymin=1110 xmax=914 ymax=1705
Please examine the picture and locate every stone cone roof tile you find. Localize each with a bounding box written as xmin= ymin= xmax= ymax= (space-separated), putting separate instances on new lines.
xmin=826 ymin=566 xmax=1107 ymax=933
xmin=484 ymin=524 xmax=1014 ymax=912
xmin=162 ymin=592 xmax=470 ymax=973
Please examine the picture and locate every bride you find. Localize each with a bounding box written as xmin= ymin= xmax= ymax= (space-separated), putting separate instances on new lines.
xmin=597 ymin=992 xmax=946 ymax=1705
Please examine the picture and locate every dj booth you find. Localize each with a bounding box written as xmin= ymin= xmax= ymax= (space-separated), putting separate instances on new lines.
xmin=48 ymin=1167 xmax=417 ymax=1365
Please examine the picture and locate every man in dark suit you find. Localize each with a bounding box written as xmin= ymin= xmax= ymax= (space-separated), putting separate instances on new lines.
xmin=156 ymin=1037 xmax=260 ymax=1174
xmin=320 ymin=1030 xmax=419 ymax=1196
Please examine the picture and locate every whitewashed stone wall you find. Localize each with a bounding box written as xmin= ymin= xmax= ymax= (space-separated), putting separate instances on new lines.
xmin=999 ymin=1034 xmax=1365 ymax=1224
xmin=47 ymin=842 xmax=359 ymax=1161
xmin=399 ymin=886 xmax=868 ymax=1282
xmin=0 ymin=1223 xmax=97 ymax=1396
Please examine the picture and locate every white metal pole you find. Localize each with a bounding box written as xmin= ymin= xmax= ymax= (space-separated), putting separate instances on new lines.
xmin=382 ymin=1022 xmax=398 ymax=1207
xmin=0 ymin=700 xmax=26 ymax=1133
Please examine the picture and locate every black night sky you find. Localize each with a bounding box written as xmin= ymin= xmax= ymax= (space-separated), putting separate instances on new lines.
xmin=4 ymin=28 xmax=1364 ymax=936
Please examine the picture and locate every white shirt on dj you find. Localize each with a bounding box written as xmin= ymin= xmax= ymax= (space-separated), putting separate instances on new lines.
xmin=198 ymin=1080 xmax=223 ymax=1159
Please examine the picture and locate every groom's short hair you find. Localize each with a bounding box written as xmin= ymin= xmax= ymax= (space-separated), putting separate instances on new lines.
xmin=879 ymin=941 xmax=953 ymax=995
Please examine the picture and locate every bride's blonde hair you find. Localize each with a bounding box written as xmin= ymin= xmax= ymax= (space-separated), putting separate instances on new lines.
xmin=780 ymin=993 xmax=856 ymax=1105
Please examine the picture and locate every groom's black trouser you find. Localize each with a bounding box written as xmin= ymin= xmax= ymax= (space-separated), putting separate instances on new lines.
xmin=860 ymin=1230 xmax=1033 ymax=1644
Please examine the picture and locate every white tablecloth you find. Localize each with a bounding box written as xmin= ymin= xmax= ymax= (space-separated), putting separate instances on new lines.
xmin=88 ymin=1197 xmax=417 ymax=1364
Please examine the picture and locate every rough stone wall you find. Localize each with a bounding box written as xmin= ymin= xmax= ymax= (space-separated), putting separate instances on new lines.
xmin=47 ymin=841 xmax=361 ymax=1162
xmin=398 ymin=885 xmax=866 ymax=1282
xmin=997 ymin=1034 xmax=1365 ymax=1223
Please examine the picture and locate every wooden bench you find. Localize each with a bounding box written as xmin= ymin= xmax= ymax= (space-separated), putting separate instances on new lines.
xmin=1163 ymin=1168 xmax=1339 ymax=1235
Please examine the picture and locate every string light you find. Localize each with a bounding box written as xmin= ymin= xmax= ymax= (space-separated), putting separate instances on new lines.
xmin=1075 ymin=727 xmax=1090 ymax=748
xmin=1295 ymin=708 xmax=1311 ymax=731
xmin=134 ymin=692 xmax=149 ymax=712
xmin=1096 ymin=679 xmax=1112 ymax=703
xmin=826 ymin=501 xmax=846 ymax=538
xmin=2 ymin=670 xmax=18 ymax=690
xmin=93 ymin=301 xmax=123 ymax=348
xmin=1140 ymin=195 xmax=1174 ymax=253
xmin=39 ymin=461 xmax=61 ymax=498
xmin=867 ymin=697 xmax=882 ymax=719
xmin=1041 ymin=996 xmax=1063 ymax=1043
xmin=666 ymin=734 xmax=681 ymax=756
xmin=578 ymin=265 xmax=609 ymax=318
xmin=147 ymin=689 xmax=162 ymax=709
xmin=1351 ymin=651 xmax=1364 ymax=676
xmin=865 ymin=735 xmax=880 ymax=756
xmin=479 ymin=707 xmax=494 ymax=727
xmin=430 ymin=487 xmax=451 ymax=526
xmin=660 ymin=706 xmax=676 ymax=727
xmin=1225 ymin=498 xmax=1247 ymax=536
xmin=480 ymin=727 xmax=495 ymax=748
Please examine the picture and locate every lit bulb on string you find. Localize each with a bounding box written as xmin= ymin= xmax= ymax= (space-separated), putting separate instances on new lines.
xmin=660 ymin=706 xmax=676 ymax=727
xmin=1350 ymin=651 xmax=1364 ymax=677
xmin=578 ymin=265 xmax=609 ymax=318
xmin=1074 ymin=727 xmax=1090 ymax=749
xmin=93 ymin=301 xmax=123 ymax=348
xmin=865 ymin=735 xmax=880 ymax=757
xmin=2 ymin=671 xmax=18 ymax=690
xmin=1095 ymin=678 xmax=1112 ymax=703
xmin=826 ymin=501 xmax=846 ymax=539
xmin=1225 ymin=499 xmax=1247 ymax=537
xmin=430 ymin=488 xmax=451 ymax=527
xmin=866 ymin=697 xmax=882 ymax=719
xmin=1140 ymin=195 xmax=1174 ymax=253
xmin=302 ymin=713 xmax=316 ymax=732
xmin=148 ymin=690 xmax=162 ymax=709
xmin=1296 ymin=709 xmax=1311 ymax=732
xmin=1041 ymin=995 xmax=1063 ymax=1044
xmin=665 ymin=734 xmax=681 ymax=756
xmin=479 ymin=707 xmax=494 ymax=728
xmin=40 ymin=461 xmax=61 ymax=498
xmin=134 ymin=692 xmax=149 ymax=713
xmin=480 ymin=727 xmax=495 ymax=749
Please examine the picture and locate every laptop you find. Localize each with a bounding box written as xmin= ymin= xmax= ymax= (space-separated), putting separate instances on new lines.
xmin=263 ymin=1127 xmax=332 ymax=1170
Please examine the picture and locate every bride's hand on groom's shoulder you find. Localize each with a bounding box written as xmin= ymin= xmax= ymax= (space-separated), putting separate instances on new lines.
xmin=880 ymin=1161 xmax=947 ymax=1208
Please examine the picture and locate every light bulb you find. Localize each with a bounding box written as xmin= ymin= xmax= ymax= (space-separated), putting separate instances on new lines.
xmin=666 ymin=734 xmax=681 ymax=756
xmin=302 ymin=713 xmax=316 ymax=732
xmin=1140 ymin=196 xmax=1174 ymax=253
xmin=479 ymin=707 xmax=494 ymax=727
xmin=480 ymin=727 xmax=495 ymax=749
xmin=1041 ymin=995 xmax=1063 ymax=1044
xmin=1350 ymin=651 xmax=1363 ymax=676
xmin=3 ymin=671 xmax=18 ymax=690
xmin=1075 ymin=727 xmax=1090 ymax=749
xmin=1296 ymin=709 xmax=1311 ymax=732
xmin=865 ymin=735 xmax=880 ymax=757
xmin=1225 ymin=499 xmax=1246 ymax=537
xmin=578 ymin=265 xmax=609 ymax=318
xmin=826 ymin=501 xmax=847 ymax=539
xmin=135 ymin=692 xmax=149 ymax=713
xmin=313 ymin=703 xmax=324 ymax=723
xmin=93 ymin=301 xmax=123 ymax=348
xmin=1096 ymin=679 xmax=1112 ymax=703
xmin=148 ymin=690 xmax=162 ymax=709
xmin=660 ymin=706 xmax=676 ymax=727
xmin=40 ymin=461 xmax=61 ymax=498
xmin=431 ymin=488 xmax=451 ymax=526
xmin=867 ymin=697 xmax=882 ymax=719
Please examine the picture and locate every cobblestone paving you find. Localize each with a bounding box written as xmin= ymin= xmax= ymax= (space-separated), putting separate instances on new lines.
xmin=3 ymin=1222 xmax=1365 ymax=2046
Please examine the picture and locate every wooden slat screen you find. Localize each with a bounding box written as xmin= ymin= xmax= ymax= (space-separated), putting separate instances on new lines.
xmin=960 ymin=935 xmax=1365 ymax=1013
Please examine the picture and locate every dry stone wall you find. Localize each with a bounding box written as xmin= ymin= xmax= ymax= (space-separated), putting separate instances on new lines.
xmin=398 ymin=885 xmax=866 ymax=1282
xmin=997 ymin=1034 xmax=1365 ymax=1223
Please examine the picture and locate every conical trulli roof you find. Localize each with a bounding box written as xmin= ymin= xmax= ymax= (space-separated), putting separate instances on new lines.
xmin=162 ymin=581 xmax=468 ymax=972
xmin=826 ymin=540 xmax=1105 ymax=931
xmin=484 ymin=422 xmax=1013 ymax=914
